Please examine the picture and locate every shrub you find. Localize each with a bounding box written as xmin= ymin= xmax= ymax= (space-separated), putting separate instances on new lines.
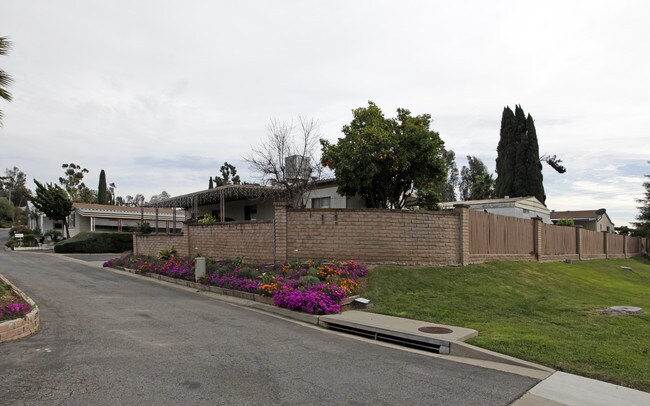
xmin=4 ymin=239 xmax=17 ymax=249
xmin=158 ymin=246 xmax=177 ymax=260
xmin=54 ymin=232 xmax=133 ymax=253
xmin=130 ymin=222 xmax=153 ymax=234
xmin=556 ymin=218 xmax=575 ymax=227
xmin=198 ymin=214 xmax=218 ymax=224
xmin=45 ymin=229 xmax=63 ymax=242
xmin=21 ymin=234 xmax=38 ymax=247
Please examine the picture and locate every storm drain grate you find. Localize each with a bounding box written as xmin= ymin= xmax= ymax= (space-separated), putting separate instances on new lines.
xmin=324 ymin=322 xmax=445 ymax=354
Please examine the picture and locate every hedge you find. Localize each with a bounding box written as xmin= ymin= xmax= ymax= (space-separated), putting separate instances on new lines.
xmin=54 ymin=232 xmax=133 ymax=253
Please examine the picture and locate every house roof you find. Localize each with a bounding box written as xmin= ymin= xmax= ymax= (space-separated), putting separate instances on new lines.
xmin=73 ymin=203 xmax=185 ymax=220
xmin=550 ymin=209 xmax=613 ymax=225
xmin=439 ymin=196 xmax=549 ymax=213
xmin=146 ymin=184 xmax=286 ymax=209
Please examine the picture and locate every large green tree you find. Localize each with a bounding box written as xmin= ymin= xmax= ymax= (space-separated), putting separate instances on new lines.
xmin=0 ymin=36 xmax=12 ymax=127
xmin=59 ymin=163 xmax=93 ymax=202
xmin=495 ymin=105 xmax=545 ymax=203
xmin=214 ymin=162 xmax=241 ymax=187
xmin=634 ymin=162 xmax=650 ymax=238
xmin=97 ymin=170 xmax=108 ymax=205
xmin=0 ymin=166 xmax=31 ymax=206
xmin=321 ymin=101 xmax=447 ymax=209
xmin=459 ymin=156 xmax=494 ymax=200
xmin=30 ymin=180 xmax=74 ymax=239
xmin=433 ymin=149 xmax=459 ymax=202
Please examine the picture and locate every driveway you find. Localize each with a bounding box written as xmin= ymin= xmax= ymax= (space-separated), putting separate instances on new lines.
xmin=0 ymin=248 xmax=538 ymax=405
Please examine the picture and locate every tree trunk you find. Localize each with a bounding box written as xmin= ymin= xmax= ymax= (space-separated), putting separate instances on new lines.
xmin=63 ymin=216 xmax=70 ymax=239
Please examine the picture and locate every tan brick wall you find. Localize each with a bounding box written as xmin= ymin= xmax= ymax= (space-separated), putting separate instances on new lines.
xmin=187 ymin=221 xmax=275 ymax=262
xmin=286 ymin=209 xmax=461 ymax=266
xmin=134 ymin=233 xmax=188 ymax=257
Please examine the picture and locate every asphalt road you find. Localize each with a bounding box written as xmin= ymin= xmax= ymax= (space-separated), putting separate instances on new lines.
xmin=0 ymin=240 xmax=538 ymax=405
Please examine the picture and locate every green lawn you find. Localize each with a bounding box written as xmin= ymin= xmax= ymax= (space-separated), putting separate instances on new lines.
xmin=362 ymin=258 xmax=650 ymax=391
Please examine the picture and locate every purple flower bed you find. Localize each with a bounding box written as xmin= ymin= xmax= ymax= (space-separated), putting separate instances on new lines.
xmin=104 ymin=255 xmax=194 ymax=281
xmin=0 ymin=296 xmax=32 ymax=322
xmin=105 ymin=256 xmax=367 ymax=315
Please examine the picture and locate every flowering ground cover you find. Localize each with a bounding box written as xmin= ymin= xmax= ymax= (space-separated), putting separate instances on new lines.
xmin=104 ymin=256 xmax=367 ymax=314
xmin=0 ymin=284 xmax=32 ymax=322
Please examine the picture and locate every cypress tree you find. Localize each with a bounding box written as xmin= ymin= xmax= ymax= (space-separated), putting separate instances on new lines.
xmin=495 ymin=106 xmax=516 ymax=197
xmin=525 ymin=113 xmax=545 ymax=203
xmin=512 ymin=105 xmax=529 ymax=196
xmin=494 ymin=105 xmax=546 ymax=204
xmin=97 ymin=169 xmax=108 ymax=205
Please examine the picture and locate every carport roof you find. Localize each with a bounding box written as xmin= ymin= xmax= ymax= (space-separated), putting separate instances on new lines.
xmin=146 ymin=184 xmax=286 ymax=209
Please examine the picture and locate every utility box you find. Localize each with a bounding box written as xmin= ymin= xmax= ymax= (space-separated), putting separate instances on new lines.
xmin=195 ymin=257 xmax=206 ymax=282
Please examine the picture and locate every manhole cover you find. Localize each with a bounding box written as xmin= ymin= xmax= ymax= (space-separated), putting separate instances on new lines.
xmin=418 ymin=326 xmax=453 ymax=334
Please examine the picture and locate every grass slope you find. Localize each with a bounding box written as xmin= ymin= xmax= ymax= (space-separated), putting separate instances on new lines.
xmin=363 ymin=258 xmax=650 ymax=391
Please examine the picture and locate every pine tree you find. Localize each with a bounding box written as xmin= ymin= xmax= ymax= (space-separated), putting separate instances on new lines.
xmin=98 ymin=170 xmax=108 ymax=205
xmin=494 ymin=105 xmax=546 ymax=204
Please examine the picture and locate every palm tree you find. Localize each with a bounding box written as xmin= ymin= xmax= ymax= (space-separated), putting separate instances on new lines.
xmin=0 ymin=36 xmax=13 ymax=127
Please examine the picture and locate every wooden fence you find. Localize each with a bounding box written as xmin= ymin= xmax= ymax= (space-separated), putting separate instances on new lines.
xmin=543 ymin=223 xmax=577 ymax=256
xmin=469 ymin=210 xmax=534 ymax=256
xmin=467 ymin=209 xmax=647 ymax=263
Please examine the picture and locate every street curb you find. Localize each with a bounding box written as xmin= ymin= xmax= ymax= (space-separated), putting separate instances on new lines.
xmin=450 ymin=341 xmax=554 ymax=372
xmin=0 ymin=274 xmax=40 ymax=342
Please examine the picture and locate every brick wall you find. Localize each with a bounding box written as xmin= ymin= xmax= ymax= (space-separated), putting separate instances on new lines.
xmin=286 ymin=208 xmax=460 ymax=266
xmin=133 ymin=205 xmax=649 ymax=266
xmin=134 ymin=233 xmax=188 ymax=257
xmin=188 ymin=221 xmax=274 ymax=262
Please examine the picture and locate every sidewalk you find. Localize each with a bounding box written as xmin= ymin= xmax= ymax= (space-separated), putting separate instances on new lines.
xmin=513 ymin=371 xmax=650 ymax=406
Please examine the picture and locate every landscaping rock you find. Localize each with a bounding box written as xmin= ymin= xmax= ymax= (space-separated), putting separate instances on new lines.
xmin=601 ymin=306 xmax=644 ymax=316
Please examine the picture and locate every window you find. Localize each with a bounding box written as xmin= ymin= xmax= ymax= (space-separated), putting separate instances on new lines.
xmin=244 ymin=205 xmax=257 ymax=221
xmin=312 ymin=197 xmax=331 ymax=208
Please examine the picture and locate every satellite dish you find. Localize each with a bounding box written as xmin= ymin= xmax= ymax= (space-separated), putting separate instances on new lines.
xmin=595 ymin=208 xmax=606 ymax=216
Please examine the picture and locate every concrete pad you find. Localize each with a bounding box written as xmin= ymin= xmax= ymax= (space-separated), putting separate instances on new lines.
xmin=511 ymin=393 xmax=566 ymax=406
xmin=319 ymin=310 xmax=477 ymax=353
xmin=528 ymin=371 xmax=650 ymax=406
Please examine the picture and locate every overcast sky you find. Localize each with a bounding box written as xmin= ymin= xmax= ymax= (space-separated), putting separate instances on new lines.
xmin=1 ymin=1 xmax=648 ymax=226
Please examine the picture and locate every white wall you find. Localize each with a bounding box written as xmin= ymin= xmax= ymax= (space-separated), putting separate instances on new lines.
xmin=480 ymin=207 xmax=552 ymax=223
xmin=304 ymin=185 xmax=366 ymax=209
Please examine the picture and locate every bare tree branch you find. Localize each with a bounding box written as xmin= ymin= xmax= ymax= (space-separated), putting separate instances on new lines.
xmin=245 ymin=117 xmax=323 ymax=208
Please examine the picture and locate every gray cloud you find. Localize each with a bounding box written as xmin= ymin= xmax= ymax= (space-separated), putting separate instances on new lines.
xmin=1 ymin=1 xmax=648 ymax=225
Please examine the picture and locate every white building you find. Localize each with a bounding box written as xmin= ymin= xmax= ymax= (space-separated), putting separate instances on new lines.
xmin=439 ymin=196 xmax=552 ymax=223
xmin=28 ymin=203 xmax=185 ymax=237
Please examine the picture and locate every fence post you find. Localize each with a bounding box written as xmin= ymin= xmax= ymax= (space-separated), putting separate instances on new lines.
xmin=623 ymin=235 xmax=628 ymax=258
xmin=533 ymin=217 xmax=543 ymax=261
xmin=454 ymin=204 xmax=470 ymax=266
xmin=274 ymin=202 xmax=288 ymax=262
xmin=576 ymin=226 xmax=583 ymax=260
